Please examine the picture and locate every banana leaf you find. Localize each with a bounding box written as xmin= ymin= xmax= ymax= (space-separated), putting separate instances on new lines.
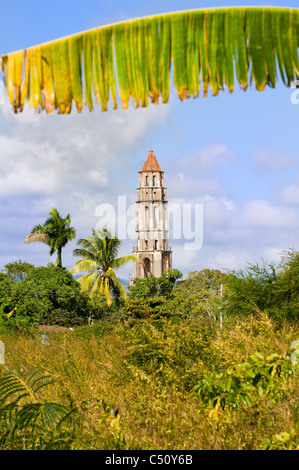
xmin=1 ymin=6 xmax=298 ymax=114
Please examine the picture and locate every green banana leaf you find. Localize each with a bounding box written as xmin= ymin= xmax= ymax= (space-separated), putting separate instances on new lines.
xmin=1 ymin=6 xmax=298 ymax=114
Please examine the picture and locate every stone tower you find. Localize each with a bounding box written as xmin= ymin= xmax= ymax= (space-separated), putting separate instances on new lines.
xmin=133 ymin=149 xmax=172 ymax=279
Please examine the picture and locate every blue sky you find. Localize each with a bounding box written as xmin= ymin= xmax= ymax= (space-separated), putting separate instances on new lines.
xmin=0 ymin=1 xmax=299 ymax=280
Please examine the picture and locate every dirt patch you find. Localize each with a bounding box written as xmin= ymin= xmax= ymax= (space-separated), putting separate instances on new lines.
xmin=37 ymin=325 xmax=73 ymax=333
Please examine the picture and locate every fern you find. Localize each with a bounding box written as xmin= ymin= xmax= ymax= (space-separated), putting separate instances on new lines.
xmin=0 ymin=369 xmax=76 ymax=449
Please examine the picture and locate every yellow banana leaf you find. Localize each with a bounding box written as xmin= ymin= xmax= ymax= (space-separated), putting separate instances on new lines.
xmin=7 ymin=307 xmax=16 ymax=318
xmin=1 ymin=6 xmax=298 ymax=114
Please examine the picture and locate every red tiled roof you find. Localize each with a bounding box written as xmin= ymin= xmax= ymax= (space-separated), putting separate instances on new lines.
xmin=141 ymin=149 xmax=162 ymax=172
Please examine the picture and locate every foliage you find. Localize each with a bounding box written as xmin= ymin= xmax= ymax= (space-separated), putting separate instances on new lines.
xmin=0 ymin=265 xmax=90 ymax=328
xmin=271 ymin=250 xmax=299 ymax=322
xmin=119 ymin=297 xmax=176 ymax=325
xmin=0 ymin=369 xmax=75 ymax=450
xmin=3 ymin=260 xmax=34 ymax=283
xmin=70 ymin=228 xmax=136 ymax=306
xmin=125 ymin=318 xmax=214 ymax=391
xmin=97 ymin=399 xmax=141 ymax=450
xmin=88 ymin=292 xmax=109 ymax=320
xmin=0 ymin=273 xmax=13 ymax=306
xmin=194 ymin=350 xmax=298 ymax=419
xmin=1 ymin=312 xmax=299 ymax=450
xmin=170 ymin=269 xmax=230 ymax=324
xmin=128 ymin=269 xmax=182 ymax=299
xmin=223 ymin=250 xmax=299 ymax=324
xmin=25 ymin=208 xmax=76 ymax=268
xmin=2 ymin=7 xmax=299 ymax=114
xmin=263 ymin=428 xmax=299 ymax=450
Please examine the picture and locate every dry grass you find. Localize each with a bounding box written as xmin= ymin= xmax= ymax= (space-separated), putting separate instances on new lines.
xmin=1 ymin=315 xmax=299 ymax=450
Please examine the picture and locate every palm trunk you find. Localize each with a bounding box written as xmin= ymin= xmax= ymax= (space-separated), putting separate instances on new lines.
xmin=56 ymin=248 xmax=62 ymax=268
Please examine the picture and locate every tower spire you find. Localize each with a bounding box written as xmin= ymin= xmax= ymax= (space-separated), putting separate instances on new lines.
xmin=142 ymin=149 xmax=162 ymax=172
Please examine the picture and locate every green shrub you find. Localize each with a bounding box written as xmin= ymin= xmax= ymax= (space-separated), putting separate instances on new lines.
xmin=171 ymin=269 xmax=230 ymax=324
xmin=129 ymin=269 xmax=183 ymax=299
xmin=0 ymin=313 xmax=38 ymax=334
xmin=223 ymin=250 xmax=299 ymax=324
xmin=194 ymin=350 xmax=299 ymax=418
xmin=125 ymin=318 xmax=214 ymax=390
xmin=1 ymin=266 xmax=90 ymax=327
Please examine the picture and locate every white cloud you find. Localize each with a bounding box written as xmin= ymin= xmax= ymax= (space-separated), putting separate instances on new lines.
xmin=240 ymin=199 xmax=297 ymax=228
xmin=165 ymin=195 xmax=299 ymax=276
xmin=179 ymin=143 xmax=236 ymax=173
xmin=167 ymin=174 xmax=232 ymax=199
xmin=276 ymin=179 xmax=299 ymax=206
xmin=252 ymin=146 xmax=296 ymax=173
xmin=0 ymin=102 xmax=170 ymax=197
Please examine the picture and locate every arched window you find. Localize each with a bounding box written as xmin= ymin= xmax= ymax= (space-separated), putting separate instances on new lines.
xmin=145 ymin=206 xmax=149 ymax=228
xmin=142 ymin=258 xmax=151 ymax=278
xmin=163 ymin=256 xmax=169 ymax=273
xmin=146 ymin=175 xmax=149 ymax=187
xmin=153 ymin=175 xmax=156 ymax=186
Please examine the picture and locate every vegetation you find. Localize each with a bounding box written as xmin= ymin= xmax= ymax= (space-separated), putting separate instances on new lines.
xmin=129 ymin=268 xmax=182 ymax=298
xmin=0 ymin=248 xmax=299 ymax=450
xmin=70 ymin=228 xmax=136 ymax=306
xmin=1 ymin=7 xmax=298 ymax=114
xmin=25 ymin=208 xmax=76 ymax=268
xmin=3 ymin=260 xmax=34 ymax=283
xmin=0 ymin=265 xmax=91 ymax=330
xmin=222 ymin=250 xmax=299 ymax=325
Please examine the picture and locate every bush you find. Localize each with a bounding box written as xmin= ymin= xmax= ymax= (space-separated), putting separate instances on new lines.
xmin=171 ymin=269 xmax=230 ymax=323
xmin=1 ymin=266 xmax=90 ymax=328
xmin=37 ymin=308 xmax=87 ymax=328
xmin=125 ymin=318 xmax=214 ymax=390
xmin=194 ymin=350 xmax=298 ymax=418
xmin=0 ymin=273 xmax=13 ymax=305
xmin=128 ymin=269 xmax=183 ymax=299
xmin=119 ymin=296 xmax=177 ymax=324
xmin=223 ymin=250 xmax=299 ymax=324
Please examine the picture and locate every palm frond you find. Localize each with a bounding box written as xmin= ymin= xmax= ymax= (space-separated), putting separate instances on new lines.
xmin=1 ymin=7 xmax=298 ymax=114
xmin=112 ymin=255 xmax=137 ymax=270
xmin=0 ymin=370 xmax=75 ymax=450
xmin=72 ymin=246 xmax=98 ymax=261
xmin=70 ymin=259 xmax=98 ymax=275
xmin=89 ymin=274 xmax=103 ymax=297
xmin=24 ymin=232 xmax=52 ymax=245
xmin=0 ymin=370 xmax=55 ymax=410
xmin=75 ymin=271 xmax=98 ymax=293
xmin=104 ymin=277 xmax=112 ymax=305
xmin=106 ymin=267 xmax=128 ymax=300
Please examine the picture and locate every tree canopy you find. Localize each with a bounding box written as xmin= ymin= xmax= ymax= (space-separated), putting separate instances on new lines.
xmin=70 ymin=228 xmax=136 ymax=306
xmin=25 ymin=208 xmax=76 ymax=268
xmin=0 ymin=265 xmax=90 ymax=328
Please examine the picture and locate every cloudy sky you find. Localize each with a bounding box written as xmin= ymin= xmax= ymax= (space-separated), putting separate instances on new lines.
xmin=0 ymin=0 xmax=299 ymax=280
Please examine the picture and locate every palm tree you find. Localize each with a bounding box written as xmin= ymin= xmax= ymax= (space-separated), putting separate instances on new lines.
xmin=1 ymin=7 xmax=298 ymax=115
xmin=25 ymin=208 xmax=76 ymax=268
xmin=70 ymin=228 xmax=136 ymax=305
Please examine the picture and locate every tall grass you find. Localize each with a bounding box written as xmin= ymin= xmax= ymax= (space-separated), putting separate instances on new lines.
xmin=1 ymin=314 xmax=299 ymax=449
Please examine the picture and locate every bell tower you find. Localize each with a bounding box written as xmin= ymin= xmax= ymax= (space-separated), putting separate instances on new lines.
xmin=133 ymin=149 xmax=172 ymax=279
